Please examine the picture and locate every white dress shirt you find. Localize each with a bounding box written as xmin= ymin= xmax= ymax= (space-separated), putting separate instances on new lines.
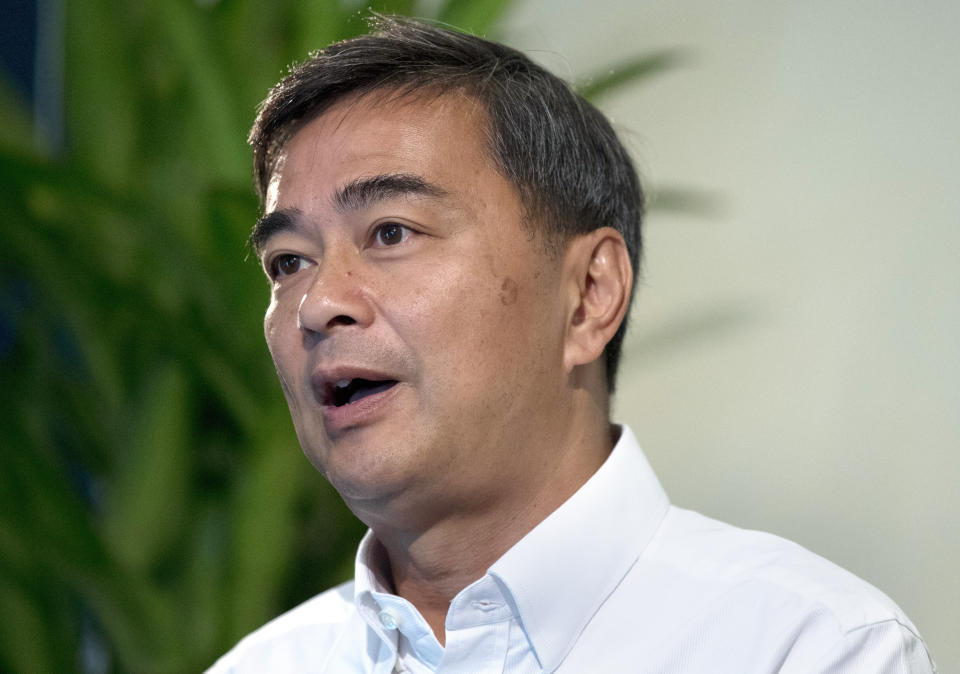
xmin=208 ymin=426 xmax=937 ymax=673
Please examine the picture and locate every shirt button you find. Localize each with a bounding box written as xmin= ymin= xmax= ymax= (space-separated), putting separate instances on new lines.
xmin=378 ymin=609 xmax=400 ymax=630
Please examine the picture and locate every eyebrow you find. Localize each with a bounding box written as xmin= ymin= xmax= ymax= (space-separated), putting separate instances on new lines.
xmin=249 ymin=173 xmax=448 ymax=256
xmin=333 ymin=172 xmax=449 ymax=212
xmin=250 ymin=208 xmax=302 ymax=256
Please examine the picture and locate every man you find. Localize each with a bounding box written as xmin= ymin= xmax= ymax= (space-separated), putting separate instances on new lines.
xmin=210 ymin=17 xmax=936 ymax=673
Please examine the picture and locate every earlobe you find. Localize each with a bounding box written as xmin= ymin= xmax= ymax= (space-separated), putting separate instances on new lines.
xmin=562 ymin=228 xmax=633 ymax=374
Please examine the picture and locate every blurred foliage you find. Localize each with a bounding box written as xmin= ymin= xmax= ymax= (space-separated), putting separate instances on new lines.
xmin=0 ymin=1 xmax=684 ymax=671
xmin=574 ymin=48 xmax=688 ymax=101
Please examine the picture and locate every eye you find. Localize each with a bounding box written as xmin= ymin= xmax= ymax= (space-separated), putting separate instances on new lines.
xmin=267 ymin=253 xmax=310 ymax=279
xmin=372 ymin=222 xmax=410 ymax=247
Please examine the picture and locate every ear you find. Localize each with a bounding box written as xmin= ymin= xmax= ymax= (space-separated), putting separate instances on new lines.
xmin=562 ymin=227 xmax=633 ymax=374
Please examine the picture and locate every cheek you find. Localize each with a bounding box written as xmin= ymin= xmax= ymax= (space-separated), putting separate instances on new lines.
xmin=263 ymin=294 xmax=301 ymax=377
xmin=263 ymin=297 xmax=285 ymax=357
xmin=399 ymin=264 xmax=543 ymax=376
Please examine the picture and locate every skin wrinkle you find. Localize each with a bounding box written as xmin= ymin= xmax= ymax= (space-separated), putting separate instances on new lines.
xmin=499 ymin=278 xmax=518 ymax=305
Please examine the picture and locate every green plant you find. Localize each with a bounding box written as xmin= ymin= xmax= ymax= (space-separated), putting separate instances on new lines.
xmin=0 ymin=2 xmax=684 ymax=671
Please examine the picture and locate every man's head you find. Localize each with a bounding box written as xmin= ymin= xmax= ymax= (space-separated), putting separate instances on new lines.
xmin=248 ymin=18 xmax=641 ymax=521
xmin=249 ymin=16 xmax=644 ymax=391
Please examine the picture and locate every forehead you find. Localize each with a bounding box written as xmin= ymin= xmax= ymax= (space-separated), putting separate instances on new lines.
xmin=265 ymin=91 xmax=499 ymax=214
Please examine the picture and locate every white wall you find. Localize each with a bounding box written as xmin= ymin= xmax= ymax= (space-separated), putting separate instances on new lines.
xmin=504 ymin=1 xmax=959 ymax=668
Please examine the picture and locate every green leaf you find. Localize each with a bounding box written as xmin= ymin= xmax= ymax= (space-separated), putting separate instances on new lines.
xmin=227 ymin=416 xmax=307 ymax=639
xmin=438 ymin=0 xmax=514 ymax=35
xmin=649 ymin=186 xmax=722 ymax=216
xmin=151 ymin=0 xmax=249 ymax=183
xmin=0 ymin=405 xmax=109 ymax=582
xmin=64 ymin=0 xmax=140 ymax=187
xmin=0 ymin=75 xmax=35 ymax=154
xmin=184 ymin=508 xmax=230 ymax=668
xmin=576 ymin=48 xmax=690 ymax=101
xmin=196 ymin=347 xmax=262 ymax=436
xmin=103 ymin=364 xmax=192 ymax=573
xmin=0 ymin=576 xmax=65 ymax=673
xmin=627 ymin=303 xmax=758 ymax=360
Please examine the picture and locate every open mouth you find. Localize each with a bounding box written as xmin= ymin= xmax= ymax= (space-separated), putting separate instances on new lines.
xmin=329 ymin=378 xmax=399 ymax=407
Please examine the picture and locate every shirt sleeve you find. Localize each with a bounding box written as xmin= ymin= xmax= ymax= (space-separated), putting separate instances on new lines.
xmin=812 ymin=619 xmax=937 ymax=673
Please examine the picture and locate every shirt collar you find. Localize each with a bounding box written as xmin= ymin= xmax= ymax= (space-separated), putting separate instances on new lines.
xmin=488 ymin=425 xmax=670 ymax=671
xmin=352 ymin=425 xmax=670 ymax=672
xmin=353 ymin=534 xmax=399 ymax=658
xmin=355 ymin=531 xmax=389 ymax=598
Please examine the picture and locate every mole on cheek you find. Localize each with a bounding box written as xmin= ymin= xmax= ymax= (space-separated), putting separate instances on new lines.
xmin=499 ymin=278 xmax=518 ymax=305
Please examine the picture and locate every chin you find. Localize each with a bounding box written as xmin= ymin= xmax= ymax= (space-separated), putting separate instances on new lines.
xmin=305 ymin=437 xmax=413 ymax=502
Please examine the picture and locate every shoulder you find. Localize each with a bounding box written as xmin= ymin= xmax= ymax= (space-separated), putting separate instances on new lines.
xmin=206 ymin=581 xmax=357 ymax=673
xmin=647 ymin=507 xmax=906 ymax=628
xmin=635 ymin=507 xmax=937 ymax=671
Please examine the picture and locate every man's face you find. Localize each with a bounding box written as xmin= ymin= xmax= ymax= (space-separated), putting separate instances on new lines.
xmin=256 ymin=92 xmax=571 ymax=520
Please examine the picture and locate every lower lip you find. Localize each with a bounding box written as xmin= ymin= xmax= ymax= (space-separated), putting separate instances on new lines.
xmin=321 ymin=382 xmax=403 ymax=433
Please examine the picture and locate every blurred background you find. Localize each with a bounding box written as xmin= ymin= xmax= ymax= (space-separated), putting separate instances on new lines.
xmin=0 ymin=0 xmax=955 ymax=671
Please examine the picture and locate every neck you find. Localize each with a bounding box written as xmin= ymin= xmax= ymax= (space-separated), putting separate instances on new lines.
xmin=356 ymin=391 xmax=613 ymax=645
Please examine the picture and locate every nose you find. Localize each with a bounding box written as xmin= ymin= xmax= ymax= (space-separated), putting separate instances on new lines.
xmin=297 ymin=258 xmax=374 ymax=337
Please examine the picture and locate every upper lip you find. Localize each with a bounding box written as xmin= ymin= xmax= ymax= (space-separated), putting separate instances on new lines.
xmin=310 ymin=365 xmax=401 ymax=406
